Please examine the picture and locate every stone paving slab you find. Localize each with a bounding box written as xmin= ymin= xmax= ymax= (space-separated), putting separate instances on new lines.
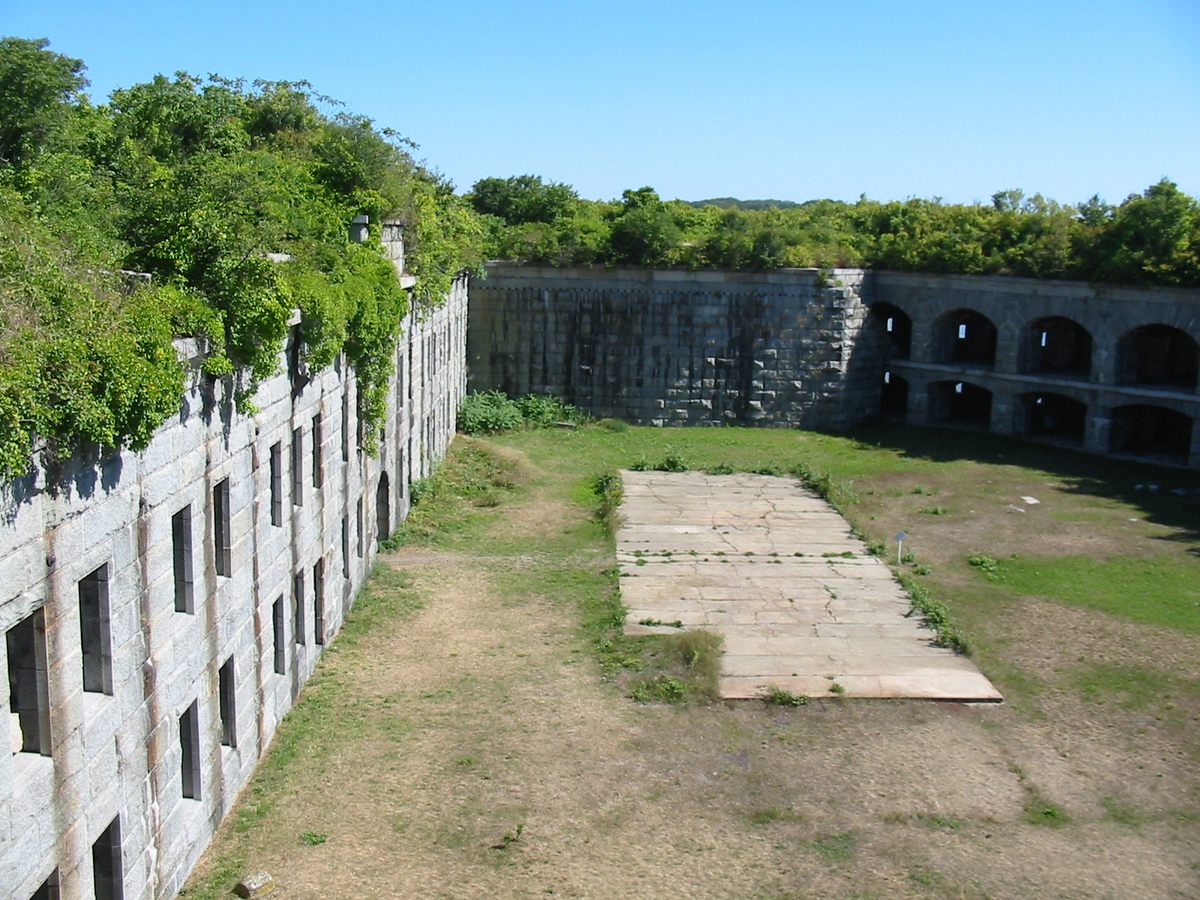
xmin=617 ymin=471 xmax=1001 ymax=702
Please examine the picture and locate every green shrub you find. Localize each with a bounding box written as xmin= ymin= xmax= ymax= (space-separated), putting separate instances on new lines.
xmin=457 ymin=390 xmax=523 ymax=434
xmin=515 ymin=393 xmax=582 ymax=427
xmin=592 ymin=470 xmax=625 ymax=533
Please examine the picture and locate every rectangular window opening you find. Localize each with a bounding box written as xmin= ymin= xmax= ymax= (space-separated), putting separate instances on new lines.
xmin=341 ymin=390 xmax=351 ymax=462
xmin=269 ymin=442 xmax=283 ymax=527
xmin=312 ymin=413 xmax=323 ymax=489
xmin=356 ymin=498 xmax=364 ymax=558
xmin=341 ymin=516 xmax=350 ymax=579
xmin=218 ymin=656 xmax=236 ymax=748
xmin=172 ymin=505 xmax=194 ymax=613
xmin=179 ymin=701 xmax=200 ymax=800
xmin=1040 ymin=330 xmax=1049 ymax=348
xmin=293 ymin=573 xmax=306 ymax=646
xmin=313 ymin=560 xmax=325 ymax=646
xmin=213 ymin=478 xmax=231 ymax=577
xmin=91 ymin=817 xmax=123 ymax=900
xmin=272 ymin=597 xmax=286 ymax=675
xmin=883 ymin=371 xmax=891 ymax=385
xmin=79 ymin=565 xmax=113 ymax=694
xmin=886 ymin=316 xmax=895 ymax=333
xmin=957 ymin=323 xmax=968 ymax=340
xmin=955 ymin=382 xmax=964 ymax=394
xmin=6 ymin=609 xmax=51 ymax=755
xmin=291 ymin=427 xmax=303 ymax=507
xmin=32 ymin=868 xmax=60 ymax=900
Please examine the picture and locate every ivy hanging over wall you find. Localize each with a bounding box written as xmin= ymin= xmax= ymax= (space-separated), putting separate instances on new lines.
xmin=0 ymin=37 xmax=484 ymax=480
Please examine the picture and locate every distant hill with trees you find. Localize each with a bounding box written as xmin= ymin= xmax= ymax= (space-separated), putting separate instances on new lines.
xmin=686 ymin=198 xmax=803 ymax=210
xmin=469 ymin=175 xmax=1200 ymax=289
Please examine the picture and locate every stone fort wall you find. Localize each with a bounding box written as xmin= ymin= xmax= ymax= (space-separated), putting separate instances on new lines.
xmin=468 ymin=263 xmax=1200 ymax=468
xmin=0 ymin=237 xmax=467 ymax=898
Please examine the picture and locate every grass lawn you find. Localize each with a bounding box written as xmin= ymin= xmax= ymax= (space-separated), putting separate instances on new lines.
xmin=184 ymin=421 xmax=1200 ymax=899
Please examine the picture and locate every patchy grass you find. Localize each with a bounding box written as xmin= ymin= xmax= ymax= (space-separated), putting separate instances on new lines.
xmin=985 ymin=555 xmax=1200 ymax=633
xmin=186 ymin=420 xmax=1200 ymax=899
xmin=385 ymin=438 xmax=526 ymax=547
xmin=811 ymin=830 xmax=857 ymax=862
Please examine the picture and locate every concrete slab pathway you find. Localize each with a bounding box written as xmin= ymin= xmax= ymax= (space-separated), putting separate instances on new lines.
xmin=617 ymin=471 xmax=1001 ymax=702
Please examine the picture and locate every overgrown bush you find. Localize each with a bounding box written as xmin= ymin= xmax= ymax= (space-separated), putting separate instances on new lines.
xmin=456 ymin=390 xmax=582 ymax=435
xmin=592 ymin=470 xmax=624 ymax=534
xmin=456 ymin=390 xmax=523 ymax=434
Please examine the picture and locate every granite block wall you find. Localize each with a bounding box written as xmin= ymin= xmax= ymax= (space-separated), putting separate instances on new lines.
xmin=467 ymin=264 xmax=880 ymax=430
xmin=467 ymin=264 xmax=1200 ymax=467
xmin=0 ymin=240 xmax=468 ymax=899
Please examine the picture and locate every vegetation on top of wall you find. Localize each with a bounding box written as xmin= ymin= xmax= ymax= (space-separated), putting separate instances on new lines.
xmin=0 ymin=37 xmax=484 ymax=480
xmin=469 ymin=174 xmax=1200 ymax=287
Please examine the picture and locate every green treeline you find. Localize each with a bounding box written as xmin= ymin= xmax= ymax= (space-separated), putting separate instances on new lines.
xmin=469 ymin=176 xmax=1200 ymax=286
xmin=0 ymin=37 xmax=483 ymax=479
xmin=3 ymin=35 xmax=1197 ymax=482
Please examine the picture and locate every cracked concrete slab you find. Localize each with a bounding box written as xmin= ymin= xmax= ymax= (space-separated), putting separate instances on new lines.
xmin=617 ymin=471 xmax=1002 ymax=702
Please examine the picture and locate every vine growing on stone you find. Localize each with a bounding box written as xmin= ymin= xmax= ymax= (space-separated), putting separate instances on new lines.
xmin=0 ymin=38 xmax=484 ymax=479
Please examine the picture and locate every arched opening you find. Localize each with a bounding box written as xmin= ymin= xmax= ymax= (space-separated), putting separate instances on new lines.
xmin=880 ymin=370 xmax=908 ymax=417
xmin=934 ymin=309 xmax=997 ymax=367
xmin=1018 ymin=392 xmax=1086 ymax=445
xmin=869 ymin=303 xmax=912 ymax=360
xmin=929 ymin=380 xmax=992 ymax=427
xmin=1110 ymin=405 xmax=1193 ymax=462
xmin=375 ymin=472 xmax=391 ymax=542
xmin=1117 ymin=325 xmax=1199 ymax=391
xmin=1023 ymin=317 xmax=1092 ymax=377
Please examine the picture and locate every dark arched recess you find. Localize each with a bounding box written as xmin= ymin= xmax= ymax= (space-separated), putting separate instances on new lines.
xmin=1110 ymin=405 xmax=1194 ymax=462
xmin=934 ymin=309 xmax=997 ymax=367
xmin=929 ymin=380 xmax=992 ymax=427
xmin=1018 ymin=392 xmax=1086 ymax=445
xmin=1022 ymin=317 xmax=1092 ymax=377
xmin=1116 ymin=325 xmax=1199 ymax=391
xmin=870 ymin=303 xmax=912 ymax=360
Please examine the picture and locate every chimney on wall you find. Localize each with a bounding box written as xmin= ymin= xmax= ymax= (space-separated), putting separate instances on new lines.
xmin=349 ymin=214 xmax=370 ymax=243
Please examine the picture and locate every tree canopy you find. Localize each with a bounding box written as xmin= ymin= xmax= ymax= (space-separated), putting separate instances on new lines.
xmin=0 ymin=37 xmax=483 ymax=479
xmin=469 ymin=175 xmax=1200 ymax=286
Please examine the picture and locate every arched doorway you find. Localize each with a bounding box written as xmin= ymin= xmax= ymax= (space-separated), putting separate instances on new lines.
xmin=1018 ymin=392 xmax=1086 ymax=445
xmin=1110 ymin=405 xmax=1193 ymax=462
xmin=870 ymin=303 xmax=912 ymax=360
xmin=1116 ymin=325 xmax=1199 ymax=391
xmin=930 ymin=381 xmax=992 ymax=427
xmin=934 ymin=309 xmax=998 ymax=367
xmin=880 ymin=371 xmax=908 ymax=417
xmin=1023 ymin=317 xmax=1092 ymax=377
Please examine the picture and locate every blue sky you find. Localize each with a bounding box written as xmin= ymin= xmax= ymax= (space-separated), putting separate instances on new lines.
xmin=4 ymin=0 xmax=1198 ymax=205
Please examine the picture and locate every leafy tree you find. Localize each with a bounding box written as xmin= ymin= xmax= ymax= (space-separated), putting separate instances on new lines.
xmin=1089 ymin=179 xmax=1200 ymax=285
xmin=605 ymin=187 xmax=682 ymax=265
xmin=470 ymin=174 xmax=579 ymax=225
xmin=0 ymin=37 xmax=87 ymax=167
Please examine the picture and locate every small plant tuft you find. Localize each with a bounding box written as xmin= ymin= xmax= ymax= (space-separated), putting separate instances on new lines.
xmin=761 ymin=685 xmax=809 ymax=707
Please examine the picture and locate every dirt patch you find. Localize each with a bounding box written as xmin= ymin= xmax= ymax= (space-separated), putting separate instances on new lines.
xmin=188 ymin=524 xmax=1199 ymax=898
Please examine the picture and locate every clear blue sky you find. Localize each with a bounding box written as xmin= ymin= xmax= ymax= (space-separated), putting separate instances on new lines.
xmin=4 ymin=0 xmax=1198 ymax=205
